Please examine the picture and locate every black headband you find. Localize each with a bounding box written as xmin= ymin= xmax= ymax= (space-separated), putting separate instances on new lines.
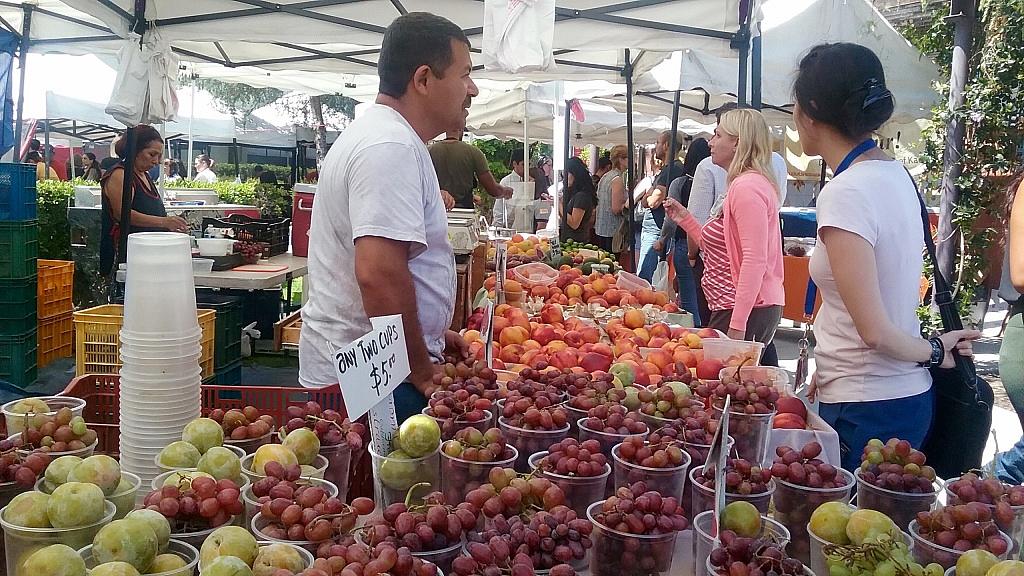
xmin=861 ymin=78 xmax=893 ymax=110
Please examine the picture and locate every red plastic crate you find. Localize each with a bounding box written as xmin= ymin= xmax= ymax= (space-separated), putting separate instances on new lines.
xmin=59 ymin=375 xmax=372 ymax=498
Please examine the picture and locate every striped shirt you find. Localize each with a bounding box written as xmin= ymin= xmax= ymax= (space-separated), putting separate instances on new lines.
xmin=698 ymin=216 xmax=735 ymax=311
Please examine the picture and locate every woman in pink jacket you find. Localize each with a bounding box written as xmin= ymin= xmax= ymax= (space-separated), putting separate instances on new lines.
xmin=664 ymin=108 xmax=785 ymax=344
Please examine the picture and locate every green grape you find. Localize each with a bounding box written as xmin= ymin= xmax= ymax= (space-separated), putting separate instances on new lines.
xmin=875 ymin=560 xmax=897 ymax=576
xmin=908 ymin=563 xmax=925 ymax=576
xmin=71 ymin=420 xmax=87 ymax=436
xmin=924 ymin=564 xmax=944 ymax=576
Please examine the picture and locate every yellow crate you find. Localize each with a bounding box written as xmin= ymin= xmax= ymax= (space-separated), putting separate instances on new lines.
xmin=38 ymin=259 xmax=74 ymax=319
xmin=73 ymin=304 xmax=216 ymax=379
xmin=38 ymin=311 xmax=73 ymax=368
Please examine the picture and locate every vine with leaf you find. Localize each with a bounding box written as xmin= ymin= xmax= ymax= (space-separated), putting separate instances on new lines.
xmin=904 ymin=0 xmax=1024 ymax=327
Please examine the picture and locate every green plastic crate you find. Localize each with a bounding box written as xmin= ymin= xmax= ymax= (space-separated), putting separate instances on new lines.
xmin=0 ymin=330 xmax=37 ymax=389
xmin=0 ymin=275 xmax=37 ymax=336
xmin=0 ymin=221 xmax=38 ymax=279
xmin=204 ymin=358 xmax=242 ymax=387
xmin=196 ymin=291 xmax=244 ymax=370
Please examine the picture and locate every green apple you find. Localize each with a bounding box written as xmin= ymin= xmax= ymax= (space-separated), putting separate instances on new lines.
xmin=156 ymin=441 xmax=202 ymax=469
xmin=722 ymin=501 xmax=761 ymax=537
xmin=199 ymin=526 xmax=258 ymax=571
xmin=91 ymin=519 xmax=158 ymax=573
xmin=67 ymin=455 xmax=122 ymax=496
xmin=957 ymin=550 xmax=1000 ymax=576
xmin=21 ymin=544 xmax=86 ymax=576
xmin=397 ymin=414 xmax=440 ymax=458
xmin=197 ymin=446 xmax=242 ymax=481
xmin=149 ymin=553 xmax=188 ymax=572
xmin=845 ymin=509 xmax=898 ymax=545
xmin=4 ymin=491 xmax=51 ymax=528
xmin=182 ymin=418 xmax=224 ymax=454
xmin=47 ymin=482 xmax=106 ymax=528
xmin=609 ymin=363 xmax=636 ymax=387
xmin=251 ymin=444 xmax=298 ymax=475
xmin=161 ymin=470 xmax=214 ymax=490
xmin=987 ymin=560 xmax=1024 ymax=576
xmin=809 ymin=501 xmax=853 ymax=545
xmin=89 ymin=562 xmax=141 ymax=576
xmin=125 ymin=509 xmax=171 ymax=552
xmin=282 ymin=428 xmax=320 ymax=465
xmin=203 ymin=555 xmax=254 ymax=576
xmin=44 ymin=455 xmax=83 ymax=486
xmin=252 ymin=543 xmax=305 ymax=576
xmin=379 ymin=449 xmax=419 ymax=491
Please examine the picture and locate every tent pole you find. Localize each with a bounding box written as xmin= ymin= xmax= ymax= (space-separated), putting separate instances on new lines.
xmin=735 ymin=1 xmax=753 ymax=106
xmin=669 ymin=90 xmax=680 ymax=167
xmin=751 ymin=24 xmax=762 ymax=110
xmin=562 ymin=99 xmax=570 ymax=222
xmin=233 ymin=137 xmax=240 ymax=179
xmin=187 ymin=82 xmax=194 ymax=179
xmin=12 ymin=3 xmax=31 ymax=161
xmin=70 ymin=120 xmax=77 ymax=180
xmin=43 ymin=119 xmax=50 ymax=178
xmin=624 ymin=48 xmax=636 ymax=272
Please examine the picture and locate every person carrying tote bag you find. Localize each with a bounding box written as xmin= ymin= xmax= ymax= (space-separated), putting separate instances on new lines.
xmin=792 ymin=43 xmax=981 ymax=474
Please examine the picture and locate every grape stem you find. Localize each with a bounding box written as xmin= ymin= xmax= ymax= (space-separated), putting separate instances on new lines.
xmin=404 ymin=482 xmax=434 ymax=508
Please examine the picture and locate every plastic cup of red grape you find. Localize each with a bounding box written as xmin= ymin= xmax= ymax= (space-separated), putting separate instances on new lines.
xmin=529 ymin=450 xmax=610 ymax=519
xmin=612 ymin=441 xmax=691 ymax=502
xmin=772 ymin=467 xmax=855 ymax=563
xmin=689 ymin=464 xmax=775 ymax=518
xmin=694 ymin=511 xmax=791 ymax=576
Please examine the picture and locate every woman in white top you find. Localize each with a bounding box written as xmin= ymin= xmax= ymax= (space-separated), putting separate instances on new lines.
xmin=193 ymin=154 xmax=218 ymax=183
xmin=795 ymin=43 xmax=979 ymax=472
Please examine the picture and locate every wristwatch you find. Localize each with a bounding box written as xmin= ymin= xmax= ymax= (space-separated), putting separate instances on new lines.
xmin=918 ymin=337 xmax=944 ymax=368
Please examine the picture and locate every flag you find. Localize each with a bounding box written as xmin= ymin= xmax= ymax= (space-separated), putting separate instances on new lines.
xmin=569 ymin=99 xmax=585 ymax=123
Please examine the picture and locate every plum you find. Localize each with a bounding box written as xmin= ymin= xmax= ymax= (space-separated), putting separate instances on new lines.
xmin=89 ymin=562 xmax=141 ymax=576
xmin=182 ymin=418 xmax=224 ymax=454
xmin=3 ymin=491 xmax=51 ymax=527
xmin=47 ymin=481 xmax=106 ymax=528
xmin=282 ymin=428 xmax=320 ymax=465
xmin=44 ymin=455 xmax=83 ymax=486
xmin=398 ymin=414 xmax=441 ymax=458
xmin=126 ymin=509 xmax=171 ymax=552
xmin=91 ymin=519 xmax=158 ymax=573
xmin=149 ymin=553 xmax=188 ymax=572
xmin=199 ymin=526 xmax=258 ymax=571
xmin=21 ymin=544 xmax=86 ymax=576
xmin=808 ymin=501 xmax=854 ymax=545
xmin=252 ymin=444 xmax=298 ymax=475
xmin=252 ymin=543 xmax=306 ymax=576
xmin=157 ymin=441 xmax=202 ymax=468
xmin=198 ymin=446 xmax=242 ymax=481
xmin=67 ymin=455 xmax=121 ymax=496
xmin=203 ymin=555 xmax=255 ymax=576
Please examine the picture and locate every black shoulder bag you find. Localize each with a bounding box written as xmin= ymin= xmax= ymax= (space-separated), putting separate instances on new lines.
xmin=912 ymin=179 xmax=994 ymax=479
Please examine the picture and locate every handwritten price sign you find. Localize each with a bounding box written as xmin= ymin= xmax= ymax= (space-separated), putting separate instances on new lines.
xmin=332 ymin=314 xmax=410 ymax=427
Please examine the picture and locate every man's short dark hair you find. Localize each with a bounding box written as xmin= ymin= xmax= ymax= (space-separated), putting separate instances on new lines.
xmin=378 ymin=12 xmax=470 ymax=99
xmin=715 ymin=101 xmax=752 ymax=123
xmin=253 ymin=165 xmax=265 ymax=173
xmin=510 ymin=148 xmax=525 ymax=165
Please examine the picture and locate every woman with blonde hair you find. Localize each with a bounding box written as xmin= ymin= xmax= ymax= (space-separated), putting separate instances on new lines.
xmin=664 ymin=108 xmax=785 ymax=344
xmin=594 ymin=144 xmax=628 ymax=253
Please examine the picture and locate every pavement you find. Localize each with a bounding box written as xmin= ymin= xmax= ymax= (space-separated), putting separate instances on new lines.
xmin=772 ymin=293 xmax=1019 ymax=468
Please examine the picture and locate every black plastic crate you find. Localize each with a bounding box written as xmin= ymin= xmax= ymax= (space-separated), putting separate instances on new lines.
xmin=204 ymin=358 xmax=242 ymax=387
xmin=201 ymin=214 xmax=290 ymax=258
xmin=0 ymin=163 xmax=36 ymax=221
xmin=196 ymin=290 xmax=244 ymax=369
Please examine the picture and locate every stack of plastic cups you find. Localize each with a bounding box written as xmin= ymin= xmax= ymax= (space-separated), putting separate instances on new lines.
xmin=118 ymin=233 xmax=203 ymax=489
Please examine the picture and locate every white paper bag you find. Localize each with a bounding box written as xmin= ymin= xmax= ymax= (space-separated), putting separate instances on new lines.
xmin=482 ymin=0 xmax=555 ymax=73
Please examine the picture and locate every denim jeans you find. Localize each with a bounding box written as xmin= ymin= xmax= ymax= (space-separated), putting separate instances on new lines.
xmin=671 ymin=237 xmax=701 ymax=326
xmin=638 ymin=209 xmax=665 ymax=282
xmin=393 ymin=381 xmax=428 ymax=423
xmin=818 ymin=388 xmax=935 ymax=473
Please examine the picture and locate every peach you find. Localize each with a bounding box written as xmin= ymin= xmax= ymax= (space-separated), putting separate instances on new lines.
xmin=697 ymin=328 xmax=721 ymax=339
xmin=613 ymin=341 xmax=637 ymax=358
xmin=532 ymin=325 xmax=559 ymax=346
xmin=528 ymin=354 xmax=550 ymax=369
xmin=484 ymin=277 xmax=497 ymax=291
xmin=591 ymin=278 xmax=609 ymax=294
xmin=492 ymin=359 xmax=507 ymax=369
xmin=646 ymin=350 xmax=673 ymax=370
xmin=696 ymin=358 xmax=725 ymax=380
xmin=663 ymin=302 xmax=680 ymax=312
xmin=495 ymin=304 xmax=513 ymax=317
xmin=539 ymin=304 xmax=564 ymax=325
xmin=463 ymin=330 xmax=482 ymax=344
xmin=649 ymin=323 xmax=672 ymax=340
xmin=580 ymin=352 xmax=612 ymax=373
xmin=620 ymin=295 xmax=640 ymax=307
xmin=623 ymin=309 xmax=646 ymax=329
xmin=492 ymin=316 xmax=510 ymax=335
xmin=580 ymin=327 xmax=601 ymax=344
xmin=530 ymin=286 xmax=548 ymax=298
xmin=648 ymin=337 xmax=669 ymax=349
xmin=671 ymin=327 xmax=688 ymax=339
xmin=498 ymin=326 xmax=529 ymax=347
xmin=603 ymin=289 xmax=623 ymax=305
xmin=510 ymin=316 xmax=531 ymax=333
xmin=587 ymin=297 xmax=610 ymax=308
xmin=469 ymin=341 xmax=484 ymax=360
xmin=637 ymin=289 xmax=658 ymax=305
xmin=619 ymin=353 xmax=643 ymax=365
xmin=520 ymin=349 xmax=542 ymax=366
xmin=648 ymin=374 xmax=663 ymax=386
xmin=684 ymin=333 xmax=703 ymax=349
xmin=550 ymin=350 xmax=578 ymax=370
xmin=499 ymin=344 xmax=525 ymax=364
xmin=591 ymin=343 xmax=614 ymax=358
xmin=563 ymin=330 xmax=585 ymax=348
xmin=773 ymin=413 xmax=807 ymax=430
xmin=632 ymin=327 xmax=651 ymax=344
xmin=522 ymin=339 xmax=541 ymax=351
xmin=565 ymin=284 xmax=583 ymax=299
xmin=654 ymin=292 xmax=669 ymax=306
xmin=673 ymin=349 xmax=697 ymax=368
xmin=544 ymin=340 xmax=568 ymax=353
xmin=660 ymin=341 xmax=677 ymax=352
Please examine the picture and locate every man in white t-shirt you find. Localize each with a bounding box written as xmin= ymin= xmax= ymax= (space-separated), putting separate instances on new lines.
xmin=299 ymin=13 xmax=477 ymax=420
xmin=494 ymin=148 xmax=525 ymax=228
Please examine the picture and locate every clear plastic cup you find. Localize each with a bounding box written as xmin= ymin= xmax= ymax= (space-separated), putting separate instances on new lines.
xmin=251 ymin=512 xmax=320 ymax=553
xmin=123 ymin=233 xmax=199 ymax=336
xmin=711 ymin=403 xmax=774 ymax=465
xmin=412 ymin=538 xmax=463 ymax=575
xmin=529 ymin=451 xmax=609 ymax=519
xmin=256 ymin=540 xmax=314 ymax=572
xmin=498 ymin=416 xmax=570 ymax=472
xmin=806 ymin=507 xmax=904 ymax=576
xmin=578 ymin=419 xmax=649 ymax=460
xmin=2 ymin=397 xmax=87 ymax=436
xmin=909 ymin=519 xmax=1013 ymax=568
xmin=34 ymin=471 xmax=140 ymax=521
xmin=240 ymin=454 xmax=329 ymax=484
xmin=563 ymin=404 xmax=588 ymax=437
xmin=11 ymin=433 xmax=98 ymax=459
xmin=242 ymin=477 xmax=338 ymax=528
xmin=707 ymin=554 xmax=814 ymax=576
xmin=368 ymin=444 xmax=441 ymax=507
xmin=702 ymin=339 xmax=765 ymax=365
xmin=1 ymin=500 xmax=115 ymax=576
xmin=725 ymin=365 xmax=793 ymax=397
xmin=855 ymin=472 xmax=938 ymax=532
xmin=611 ymin=442 xmax=690 ymax=501
xmin=120 ymin=329 xmax=202 ymax=345
xmin=317 ymin=442 xmax=352 ymax=503
xmin=587 ymin=501 xmax=680 ymax=576
xmin=168 ymin=520 xmax=235 ymax=551
xmin=151 ymin=469 xmax=250 ymax=495
xmin=441 ymin=445 xmax=517 ymax=503
xmin=689 ymin=465 xmax=775 ymax=518
xmin=79 ymin=538 xmax=199 ymax=576
xmin=773 ymin=468 xmax=855 ymax=563
xmin=224 ymin=430 xmax=275 ymax=456
xmin=694 ymin=511 xmax=790 ymax=576
xmin=945 ymin=488 xmax=1024 ymax=557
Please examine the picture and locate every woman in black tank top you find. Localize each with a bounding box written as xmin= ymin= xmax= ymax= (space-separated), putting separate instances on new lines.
xmin=100 ymin=125 xmax=189 ymax=275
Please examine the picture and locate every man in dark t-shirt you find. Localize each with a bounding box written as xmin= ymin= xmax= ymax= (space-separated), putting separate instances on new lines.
xmin=429 ymin=126 xmax=512 ymax=209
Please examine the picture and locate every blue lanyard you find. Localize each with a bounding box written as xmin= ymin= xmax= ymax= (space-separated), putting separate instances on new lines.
xmin=804 ymin=139 xmax=877 ymax=317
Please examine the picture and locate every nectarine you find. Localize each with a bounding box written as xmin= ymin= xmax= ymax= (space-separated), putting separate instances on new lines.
xmin=623 ymin=309 xmax=646 ymax=330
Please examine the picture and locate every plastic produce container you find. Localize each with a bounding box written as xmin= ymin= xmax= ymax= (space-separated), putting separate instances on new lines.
xmin=223 ymin=429 xmax=275 ymax=455
xmin=806 ymin=513 xmax=911 ymax=576
xmin=169 ymin=521 xmax=233 ymax=550
xmin=611 ymin=443 xmax=690 ymax=501
xmin=422 ymin=407 xmax=492 ymax=438
xmin=773 ymin=468 xmax=855 ymax=563
xmin=908 ymin=520 xmax=1013 ymax=568
xmin=689 ymin=465 xmax=775 ymax=518
xmin=11 ymin=432 xmax=97 ymax=459
xmin=587 ymin=502 xmax=679 ymax=576
xmin=412 ymin=539 xmax=463 ymax=575
xmin=79 ymin=538 xmax=200 ymax=576
xmin=2 ymin=396 xmax=87 ymax=435
xmin=151 ymin=469 xmax=251 ymax=497
xmin=368 ymin=444 xmax=440 ymax=506
xmin=512 ymin=262 xmax=559 ymax=287
xmin=615 ymin=271 xmax=652 ymax=294
xmin=256 ymin=541 xmax=314 ymax=572
xmin=191 ymin=258 xmax=214 ymax=274
xmin=945 ymin=488 xmax=1024 ymax=558
xmin=154 ymin=443 xmax=246 ymax=474
xmin=318 ymin=442 xmax=353 ymax=503
xmin=578 ymin=419 xmax=647 ymax=460
xmin=694 ymin=511 xmax=790 ymax=576
xmin=724 ymin=365 xmax=793 ymax=396
xmin=855 ymin=472 xmax=938 ymax=532
xmin=1 ymin=500 xmax=115 ymax=576
xmin=711 ymin=403 xmax=774 ymax=465
xmin=498 ymin=417 xmax=570 ymax=472
xmin=195 ymin=238 xmax=235 ymax=257
xmin=242 ymin=477 xmax=338 ymax=528
xmin=241 ymin=453 xmax=329 ymax=484
xmin=703 ymin=339 xmax=765 ymax=366
xmin=707 ymin=555 xmax=813 ymax=576
xmin=529 ymin=451 xmax=609 ymax=519
xmin=563 ymin=404 xmax=588 ymax=437
xmin=441 ymin=445 xmax=517 ymax=503
xmin=251 ymin=511 xmax=322 ymax=553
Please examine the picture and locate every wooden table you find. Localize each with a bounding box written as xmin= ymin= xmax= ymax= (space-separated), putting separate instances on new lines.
xmin=193 ymin=253 xmax=308 ymax=291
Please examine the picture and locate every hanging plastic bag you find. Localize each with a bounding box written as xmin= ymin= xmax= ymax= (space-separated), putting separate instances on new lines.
xmin=652 ymin=259 xmax=671 ymax=294
xmin=482 ymin=0 xmax=555 ymax=73
xmin=145 ymin=30 xmax=179 ymax=124
xmin=106 ymin=30 xmax=179 ymax=127
xmin=106 ymin=35 xmax=148 ymax=126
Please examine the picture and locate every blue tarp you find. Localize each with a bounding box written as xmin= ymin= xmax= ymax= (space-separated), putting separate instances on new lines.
xmin=0 ymin=30 xmax=17 ymax=158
